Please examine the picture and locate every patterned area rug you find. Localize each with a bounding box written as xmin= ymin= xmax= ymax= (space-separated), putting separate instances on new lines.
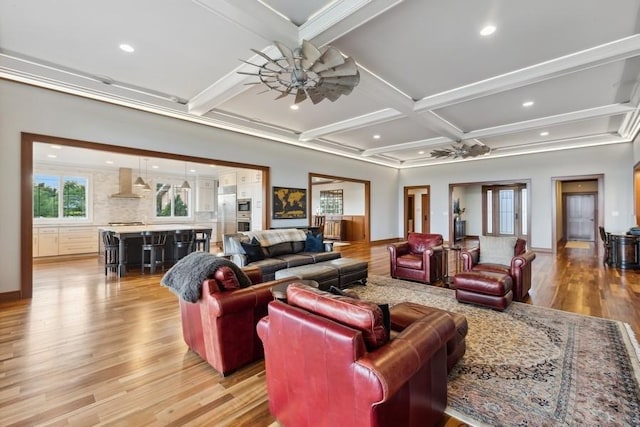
xmin=351 ymin=275 xmax=640 ymax=427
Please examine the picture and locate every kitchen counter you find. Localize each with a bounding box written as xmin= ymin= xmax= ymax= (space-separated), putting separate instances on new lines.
xmin=99 ymin=224 xmax=213 ymax=277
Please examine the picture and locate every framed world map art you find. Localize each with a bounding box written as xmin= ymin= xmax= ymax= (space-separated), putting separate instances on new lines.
xmin=272 ymin=186 xmax=307 ymax=219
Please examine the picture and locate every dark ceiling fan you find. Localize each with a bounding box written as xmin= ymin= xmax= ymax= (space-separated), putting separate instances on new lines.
xmin=239 ymin=39 xmax=360 ymax=105
xmin=430 ymin=141 xmax=491 ymax=159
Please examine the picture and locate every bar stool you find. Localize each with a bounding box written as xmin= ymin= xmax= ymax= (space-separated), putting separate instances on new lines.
xmin=174 ymin=229 xmax=196 ymax=261
xmin=141 ymin=231 xmax=167 ymax=274
xmin=102 ymin=231 xmax=120 ymax=275
xmin=194 ymin=231 xmax=209 ymax=252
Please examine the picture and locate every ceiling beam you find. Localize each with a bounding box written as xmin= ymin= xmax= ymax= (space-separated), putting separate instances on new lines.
xmin=360 ymin=103 xmax=635 ymax=156
xmin=299 ymin=108 xmax=403 ymax=141
xmin=192 ymin=0 xmax=298 ymax=45
xmin=414 ymin=34 xmax=640 ymax=112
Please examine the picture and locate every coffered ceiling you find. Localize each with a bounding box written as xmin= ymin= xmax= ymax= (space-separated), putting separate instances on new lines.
xmin=2 ymin=0 xmax=640 ymax=168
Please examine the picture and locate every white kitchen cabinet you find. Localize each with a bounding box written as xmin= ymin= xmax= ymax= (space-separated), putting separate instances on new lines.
xmin=58 ymin=227 xmax=98 ymax=255
xmin=219 ymin=172 xmax=236 ymax=187
xmin=238 ymin=169 xmax=262 ymax=184
xmin=196 ymin=177 xmax=216 ymax=212
xmin=37 ymin=227 xmax=59 ymax=257
xmin=33 ymin=234 xmax=38 ymax=257
xmin=237 ymin=183 xmax=252 ymax=199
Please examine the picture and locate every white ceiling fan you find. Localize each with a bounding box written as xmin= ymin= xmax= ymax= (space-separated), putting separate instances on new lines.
xmin=239 ymin=39 xmax=360 ymax=105
xmin=430 ymin=141 xmax=491 ymax=159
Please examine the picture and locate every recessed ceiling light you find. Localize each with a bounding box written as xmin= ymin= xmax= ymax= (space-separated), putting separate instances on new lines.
xmin=119 ymin=43 xmax=135 ymax=53
xmin=418 ymin=151 xmax=425 ymax=155
xmin=105 ymin=160 xmax=114 ymax=164
xmin=189 ymin=169 xmax=196 ymax=173
xmin=540 ymin=131 xmax=549 ymax=136
xmin=373 ymin=134 xmax=381 ymax=139
xmin=47 ymin=154 xmax=57 ymax=158
xmin=209 ymin=165 xmax=217 ymax=168
xmin=480 ymin=25 xmax=496 ymax=36
xmin=50 ymin=145 xmax=62 ymax=149
xmin=290 ymin=105 xmax=299 ymax=110
xmin=151 ymin=165 xmax=159 ymax=169
xmin=522 ymin=101 xmax=534 ymax=107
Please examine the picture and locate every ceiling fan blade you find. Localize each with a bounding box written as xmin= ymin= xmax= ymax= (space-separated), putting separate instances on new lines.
xmin=306 ymin=88 xmax=326 ymax=104
xmin=311 ymin=47 xmax=345 ymax=73
xmin=250 ymin=48 xmax=285 ymax=69
xmin=321 ymin=73 xmax=360 ymax=87
xmin=300 ymin=39 xmax=322 ymax=69
xmin=294 ymin=89 xmax=307 ymax=104
xmin=274 ymin=41 xmax=294 ymax=67
xmin=317 ymin=57 xmax=358 ymax=77
xmin=243 ymin=81 xmax=262 ymax=85
xmin=274 ymin=89 xmax=291 ymax=100
xmin=237 ymin=71 xmax=266 ymax=76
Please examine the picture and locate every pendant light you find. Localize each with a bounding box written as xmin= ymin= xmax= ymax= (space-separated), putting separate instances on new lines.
xmin=181 ymin=162 xmax=191 ymax=190
xmin=134 ymin=157 xmax=146 ymax=186
xmin=142 ymin=158 xmax=151 ymax=192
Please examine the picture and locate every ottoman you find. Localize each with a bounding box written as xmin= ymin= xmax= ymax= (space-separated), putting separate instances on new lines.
xmin=322 ymin=258 xmax=368 ymax=288
xmin=390 ymin=302 xmax=467 ymax=372
xmin=454 ymin=271 xmax=513 ymax=311
xmin=274 ymin=264 xmax=339 ymax=291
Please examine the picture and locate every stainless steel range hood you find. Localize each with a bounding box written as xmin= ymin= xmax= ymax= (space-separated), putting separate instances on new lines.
xmin=110 ymin=168 xmax=142 ymax=199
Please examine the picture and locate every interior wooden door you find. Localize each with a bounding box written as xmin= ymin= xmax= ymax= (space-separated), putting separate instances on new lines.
xmin=565 ymin=194 xmax=596 ymax=241
xmin=421 ymin=194 xmax=430 ymax=234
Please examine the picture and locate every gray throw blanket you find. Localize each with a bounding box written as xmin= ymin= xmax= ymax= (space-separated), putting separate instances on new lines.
xmin=161 ymin=252 xmax=252 ymax=303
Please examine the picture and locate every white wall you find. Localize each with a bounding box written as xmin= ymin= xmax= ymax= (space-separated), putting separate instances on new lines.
xmin=398 ymin=144 xmax=635 ymax=249
xmin=0 ymin=80 xmax=398 ymax=293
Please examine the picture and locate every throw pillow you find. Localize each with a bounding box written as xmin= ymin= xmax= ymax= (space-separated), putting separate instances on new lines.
xmin=304 ymin=231 xmax=324 ymax=252
xmin=241 ymin=237 xmax=265 ymax=263
xmin=213 ymin=265 xmax=242 ymax=290
xmin=478 ymin=235 xmax=518 ymax=266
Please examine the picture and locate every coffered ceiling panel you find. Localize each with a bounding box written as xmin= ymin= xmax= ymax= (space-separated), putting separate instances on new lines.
xmin=433 ymin=60 xmax=634 ymax=132
xmin=2 ymin=0 xmax=640 ymax=168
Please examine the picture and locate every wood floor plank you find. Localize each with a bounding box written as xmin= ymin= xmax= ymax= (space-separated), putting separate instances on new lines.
xmin=0 ymin=240 xmax=636 ymax=425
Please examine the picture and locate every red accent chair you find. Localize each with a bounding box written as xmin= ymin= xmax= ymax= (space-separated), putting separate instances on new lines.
xmin=460 ymin=237 xmax=536 ymax=302
xmin=179 ymin=265 xmax=291 ymax=376
xmin=388 ymin=233 xmax=444 ymax=284
xmin=257 ymin=283 xmax=455 ymax=427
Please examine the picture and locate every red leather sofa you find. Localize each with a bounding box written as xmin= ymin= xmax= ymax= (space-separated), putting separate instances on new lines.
xmin=460 ymin=237 xmax=536 ymax=302
xmin=179 ymin=265 xmax=291 ymax=376
xmin=257 ymin=283 xmax=455 ymax=427
xmin=387 ymin=232 xmax=445 ymax=284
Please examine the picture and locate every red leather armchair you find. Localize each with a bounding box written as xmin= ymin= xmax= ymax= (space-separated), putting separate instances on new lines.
xmin=257 ymin=283 xmax=455 ymax=427
xmin=388 ymin=232 xmax=444 ymax=284
xmin=179 ymin=266 xmax=291 ymax=376
xmin=460 ymin=237 xmax=536 ymax=302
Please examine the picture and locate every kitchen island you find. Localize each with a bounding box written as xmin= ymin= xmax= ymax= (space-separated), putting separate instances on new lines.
xmin=99 ymin=224 xmax=213 ymax=277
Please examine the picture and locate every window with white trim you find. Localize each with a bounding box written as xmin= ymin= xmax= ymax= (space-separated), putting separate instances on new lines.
xmin=33 ymin=174 xmax=89 ymax=220
xmin=155 ymin=182 xmax=191 ymax=218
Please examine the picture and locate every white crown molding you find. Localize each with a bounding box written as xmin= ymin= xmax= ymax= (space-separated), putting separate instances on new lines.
xmin=298 ymin=108 xmax=403 ymax=141
xmin=414 ymin=35 xmax=640 ymax=112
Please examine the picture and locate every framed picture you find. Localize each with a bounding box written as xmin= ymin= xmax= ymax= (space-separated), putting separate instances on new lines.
xmin=272 ymin=186 xmax=307 ymax=219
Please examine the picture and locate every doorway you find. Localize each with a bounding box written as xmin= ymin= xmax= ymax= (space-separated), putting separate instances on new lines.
xmin=404 ymin=186 xmax=430 ymax=238
xmin=551 ymin=175 xmax=604 ymax=253
xmin=20 ymin=132 xmax=270 ymax=299
xmin=564 ymin=193 xmax=596 ymax=241
xmin=308 ymin=173 xmax=370 ymax=242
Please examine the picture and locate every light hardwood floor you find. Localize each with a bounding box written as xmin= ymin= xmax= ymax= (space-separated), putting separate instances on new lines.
xmin=1 ymin=240 xmax=638 ymax=426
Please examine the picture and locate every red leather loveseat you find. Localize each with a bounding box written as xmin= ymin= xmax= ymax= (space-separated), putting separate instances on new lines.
xmin=388 ymin=232 xmax=445 ymax=284
xmin=257 ymin=283 xmax=455 ymax=427
xmin=179 ymin=265 xmax=291 ymax=376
